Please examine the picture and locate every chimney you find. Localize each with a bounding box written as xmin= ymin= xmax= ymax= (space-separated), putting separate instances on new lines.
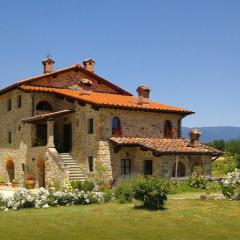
xmin=188 ymin=129 xmax=201 ymax=147
xmin=136 ymin=85 xmax=151 ymax=104
xmin=42 ymin=57 xmax=55 ymax=74
xmin=83 ymin=58 xmax=95 ymax=73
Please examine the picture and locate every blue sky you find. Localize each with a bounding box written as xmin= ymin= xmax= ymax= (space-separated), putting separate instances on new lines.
xmin=0 ymin=0 xmax=239 ymax=127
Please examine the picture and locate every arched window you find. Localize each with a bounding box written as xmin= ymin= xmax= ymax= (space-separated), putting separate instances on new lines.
xmin=164 ymin=120 xmax=173 ymax=138
xmin=36 ymin=101 xmax=53 ymax=111
xmin=172 ymin=161 xmax=186 ymax=177
xmin=112 ymin=117 xmax=121 ymax=136
xmin=6 ymin=160 xmax=15 ymax=183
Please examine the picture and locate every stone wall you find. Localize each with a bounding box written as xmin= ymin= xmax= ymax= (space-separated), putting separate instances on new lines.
xmin=30 ymin=68 xmax=121 ymax=94
xmin=0 ymin=88 xmax=212 ymax=186
xmin=109 ymin=146 xmax=212 ymax=180
xmin=98 ymin=108 xmax=181 ymax=140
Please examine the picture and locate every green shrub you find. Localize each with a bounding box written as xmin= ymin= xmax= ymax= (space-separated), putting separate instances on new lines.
xmin=133 ymin=177 xmax=171 ymax=210
xmin=0 ymin=194 xmax=4 ymax=208
xmin=114 ymin=178 xmax=136 ymax=203
xmin=71 ymin=180 xmax=95 ymax=192
xmin=206 ymin=181 xmax=221 ymax=192
xmin=103 ymin=190 xmax=113 ymax=203
xmin=189 ymin=166 xmax=206 ymax=189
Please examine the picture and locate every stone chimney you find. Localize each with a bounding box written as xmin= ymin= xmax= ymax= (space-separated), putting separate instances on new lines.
xmin=83 ymin=58 xmax=95 ymax=73
xmin=42 ymin=57 xmax=55 ymax=74
xmin=136 ymin=85 xmax=151 ymax=104
xmin=188 ymin=128 xmax=201 ymax=147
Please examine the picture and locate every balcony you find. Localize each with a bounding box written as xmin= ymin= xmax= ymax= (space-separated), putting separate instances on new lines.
xmin=112 ymin=129 xmax=122 ymax=136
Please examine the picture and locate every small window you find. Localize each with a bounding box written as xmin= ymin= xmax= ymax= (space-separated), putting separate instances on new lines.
xmin=121 ymin=159 xmax=131 ymax=175
xmin=144 ymin=160 xmax=152 ymax=175
xmin=88 ymin=156 xmax=94 ymax=172
xmin=8 ymin=131 xmax=12 ymax=144
xmin=87 ymin=118 xmax=94 ymax=134
xmin=112 ymin=117 xmax=121 ymax=130
xmin=164 ymin=120 xmax=173 ymax=138
xmin=112 ymin=117 xmax=121 ymax=136
xmin=7 ymin=99 xmax=11 ymax=111
xmin=36 ymin=101 xmax=53 ymax=111
xmin=17 ymin=95 xmax=22 ymax=108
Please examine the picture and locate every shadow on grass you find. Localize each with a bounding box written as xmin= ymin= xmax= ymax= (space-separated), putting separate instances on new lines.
xmin=134 ymin=204 xmax=168 ymax=211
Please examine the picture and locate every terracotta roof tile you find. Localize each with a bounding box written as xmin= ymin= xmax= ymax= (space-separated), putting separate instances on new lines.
xmin=19 ymin=85 xmax=193 ymax=114
xmin=22 ymin=109 xmax=74 ymax=123
xmin=109 ymin=137 xmax=223 ymax=156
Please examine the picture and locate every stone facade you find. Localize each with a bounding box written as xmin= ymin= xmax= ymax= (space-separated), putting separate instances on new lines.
xmin=0 ymin=60 xmax=215 ymax=187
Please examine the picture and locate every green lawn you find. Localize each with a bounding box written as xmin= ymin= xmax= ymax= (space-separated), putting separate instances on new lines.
xmin=0 ymin=200 xmax=240 ymax=240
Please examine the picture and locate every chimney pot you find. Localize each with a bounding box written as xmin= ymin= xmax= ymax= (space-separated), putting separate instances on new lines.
xmin=42 ymin=57 xmax=55 ymax=74
xmin=188 ymin=128 xmax=201 ymax=146
xmin=83 ymin=58 xmax=95 ymax=73
xmin=136 ymin=85 xmax=151 ymax=104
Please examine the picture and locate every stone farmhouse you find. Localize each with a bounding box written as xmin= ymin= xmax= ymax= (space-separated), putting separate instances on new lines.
xmin=0 ymin=58 xmax=222 ymax=187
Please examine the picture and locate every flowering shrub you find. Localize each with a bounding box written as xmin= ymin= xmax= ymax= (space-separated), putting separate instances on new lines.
xmin=4 ymin=188 xmax=35 ymax=210
xmin=221 ymin=169 xmax=240 ymax=200
xmin=0 ymin=186 xmax=104 ymax=211
xmin=189 ymin=166 xmax=207 ymax=189
xmin=133 ymin=177 xmax=171 ymax=210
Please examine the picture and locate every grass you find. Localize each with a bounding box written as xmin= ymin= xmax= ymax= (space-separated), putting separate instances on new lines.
xmin=170 ymin=181 xmax=221 ymax=194
xmin=0 ymin=200 xmax=240 ymax=240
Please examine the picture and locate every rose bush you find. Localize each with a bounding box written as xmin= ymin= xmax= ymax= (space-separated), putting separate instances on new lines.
xmin=221 ymin=169 xmax=240 ymax=200
xmin=0 ymin=183 xmax=104 ymax=211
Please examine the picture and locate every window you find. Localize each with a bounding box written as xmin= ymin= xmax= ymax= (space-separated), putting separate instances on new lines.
xmin=17 ymin=95 xmax=22 ymax=108
xmin=172 ymin=161 xmax=186 ymax=177
xmin=144 ymin=160 xmax=152 ymax=175
xmin=88 ymin=156 xmax=94 ymax=172
xmin=35 ymin=124 xmax=47 ymax=146
xmin=112 ymin=117 xmax=121 ymax=136
xmin=8 ymin=131 xmax=12 ymax=144
xmin=87 ymin=118 xmax=94 ymax=134
xmin=164 ymin=120 xmax=173 ymax=138
xmin=36 ymin=101 xmax=53 ymax=111
xmin=121 ymin=159 xmax=131 ymax=175
xmin=7 ymin=99 xmax=11 ymax=111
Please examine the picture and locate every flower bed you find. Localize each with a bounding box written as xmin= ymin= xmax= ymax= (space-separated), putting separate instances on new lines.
xmin=0 ymin=187 xmax=104 ymax=211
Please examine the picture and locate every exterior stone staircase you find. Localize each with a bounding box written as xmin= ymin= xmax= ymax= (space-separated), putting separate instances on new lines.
xmin=60 ymin=153 xmax=86 ymax=181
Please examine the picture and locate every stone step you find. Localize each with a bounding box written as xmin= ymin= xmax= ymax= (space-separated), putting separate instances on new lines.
xmin=60 ymin=152 xmax=86 ymax=181
xmin=69 ymin=170 xmax=84 ymax=174
xmin=69 ymin=172 xmax=85 ymax=175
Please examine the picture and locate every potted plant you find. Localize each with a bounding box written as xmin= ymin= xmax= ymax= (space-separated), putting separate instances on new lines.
xmin=0 ymin=176 xmax=5 ymax=186
xmin=12 ymin=178 xmax=20 ymax=188
xmin=25 ymin=176 xmax=35 ymax=189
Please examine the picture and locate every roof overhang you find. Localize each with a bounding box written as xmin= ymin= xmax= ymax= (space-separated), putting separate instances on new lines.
xmin=18 ymin=85 xmax=194 ymax=116
xmin=109 ymin=137 xmax=223 ymax=157
xmin=22 ymin=109 xmax=74 ymax=123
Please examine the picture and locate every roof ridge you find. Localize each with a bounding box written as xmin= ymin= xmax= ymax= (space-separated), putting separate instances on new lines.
xmin=0 ymin=63 xmax=132 ymax=96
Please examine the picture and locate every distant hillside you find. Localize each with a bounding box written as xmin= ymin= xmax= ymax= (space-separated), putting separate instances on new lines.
xmin=182 ymin=127 xmax=240 ymax=143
